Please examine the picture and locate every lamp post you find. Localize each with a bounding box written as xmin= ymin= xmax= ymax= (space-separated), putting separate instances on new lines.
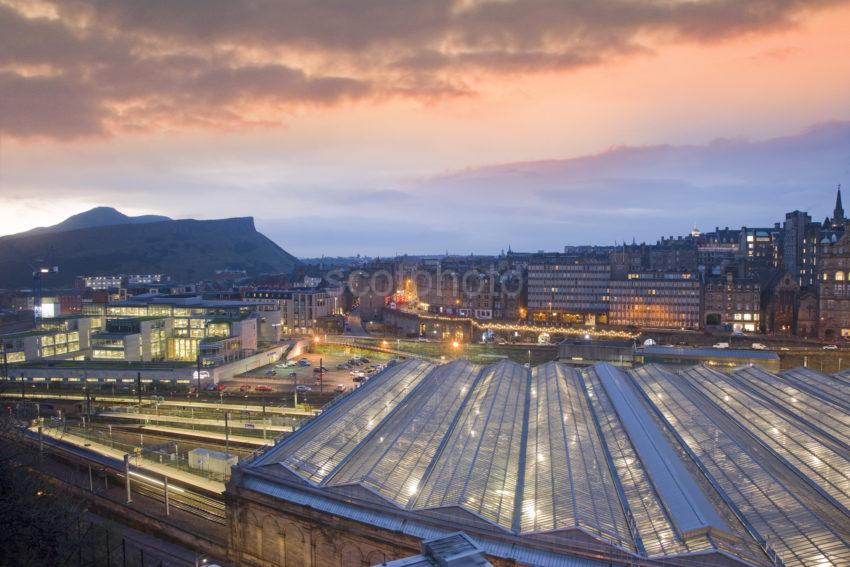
xmin=196 ymin=351 xmax=202 ymax=398
xmin=1 ymin=341 xmax=8 ymax=383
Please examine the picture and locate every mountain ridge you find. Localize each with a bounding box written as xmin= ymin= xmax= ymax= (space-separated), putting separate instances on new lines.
xmin=20 ymin=206 xmax=173 ymax=236
xmin=0 ymin=210 xmax=300 ymax=288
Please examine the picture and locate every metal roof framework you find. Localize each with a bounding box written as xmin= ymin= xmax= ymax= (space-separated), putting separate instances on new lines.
xmin=245 ymin=359 xmax=850 ymax=567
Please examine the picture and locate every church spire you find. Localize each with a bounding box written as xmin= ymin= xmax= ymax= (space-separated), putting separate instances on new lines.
xmin=834 ymin=184 xmax=844 ymax=225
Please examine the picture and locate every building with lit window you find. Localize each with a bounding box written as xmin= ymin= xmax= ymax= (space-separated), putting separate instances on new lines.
xmin=0 ymin=316 xmax=93 ymax=363
xmin=228 ymin=359 xmax=850 ymax=566
xmin=608 ymin=272 xmax=701 ymax=330
xmin=526 ymin=256 xmax=609 ymax=325
xmin=703 ymin=271 xmax=761 ymax=332
xmin=739 ymin=225 xmax=781 ymax=275
xmin=74 ymin=273 xmax=169 ymax=291
xmin=818 ymin=227 xmax=850 ymax=340
xmin=244 ymin=287 xmax=341 ymax=334
xmin=83 ymin=294 xmax=279 ymax=362
xmin=90 ymin=317 xmax=172 ymax=362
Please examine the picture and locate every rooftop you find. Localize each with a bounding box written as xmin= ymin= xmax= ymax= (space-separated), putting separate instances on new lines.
xmin=236 ymin=359 xmax=850 ymax=567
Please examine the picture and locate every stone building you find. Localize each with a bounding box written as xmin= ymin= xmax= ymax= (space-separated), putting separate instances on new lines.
xmin=703 ymin=271 xmax=760 ymax=333
xmin=759 ymin=271 xmax=820 ymax=337
xmin=817 ymin=226 xmax=850 ymax=340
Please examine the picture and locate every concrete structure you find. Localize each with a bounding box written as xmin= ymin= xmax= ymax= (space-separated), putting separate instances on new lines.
xmin=526 ymin=256 xmax=609 ymax=325
xmin=608 ymin=272 xmax=701 ymax=330
xmin=228 ymin=359 xmax=850 ymax=566
xmin=188 ymin=448 xmax=238 ymax=478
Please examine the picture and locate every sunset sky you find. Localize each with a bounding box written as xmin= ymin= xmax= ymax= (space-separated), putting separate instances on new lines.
xmin=2 ymin=0 xmax=850 ymax=256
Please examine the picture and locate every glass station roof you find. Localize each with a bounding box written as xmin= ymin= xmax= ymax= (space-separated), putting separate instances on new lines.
xmin=250 ymin=360 xmax=850 ymax=566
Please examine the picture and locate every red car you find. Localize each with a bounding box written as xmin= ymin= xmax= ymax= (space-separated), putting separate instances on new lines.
xmin=255 ymin=385 xmax=273 ymax=392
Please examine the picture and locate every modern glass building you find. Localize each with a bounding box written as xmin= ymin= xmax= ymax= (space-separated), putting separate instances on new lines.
xmin=229 ymin=359 xmax=850 ymax=567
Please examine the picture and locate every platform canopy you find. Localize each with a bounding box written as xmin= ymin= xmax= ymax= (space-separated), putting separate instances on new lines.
xmin=245 ymin=358 xmax=850 ymax=567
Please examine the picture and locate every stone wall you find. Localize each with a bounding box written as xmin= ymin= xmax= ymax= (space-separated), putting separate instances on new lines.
xmin=228 ymin=491 xmax=419 ymax=567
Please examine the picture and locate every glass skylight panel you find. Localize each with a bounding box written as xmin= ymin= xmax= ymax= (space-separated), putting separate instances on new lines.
xmin=632 ymin=366 xmax=850 ymax=567
xmin=328 ymin=360 xmax=482 ymax=506
xmin=415 ymin=361 xmax=527 ymax=530
xmin=683 ymin=366 xmax=850 ymax=515
xmin=732 ymin=367 xmax=850 ymax=447
xmin=581 ymin=366 xmax=691 ymax=557
xmin=521 ymin=363 xmax=632 ymax=549
xmin=780 ymin=368 xmax=850 ymax=413
xmin=278 ymin=358 xmax=434 ymax=484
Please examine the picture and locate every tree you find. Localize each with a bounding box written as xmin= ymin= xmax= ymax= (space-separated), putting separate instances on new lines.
xmin=0 ymin=403 xmax=113 ymax=566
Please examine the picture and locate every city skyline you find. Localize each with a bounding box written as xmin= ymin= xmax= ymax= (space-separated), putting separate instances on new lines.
xmin=2 ymin=1 xmax=850 ymax=255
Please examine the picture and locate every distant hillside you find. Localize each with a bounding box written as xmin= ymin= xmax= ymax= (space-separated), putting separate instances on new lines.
xmin=22 ymin=206 xmax=172 ymax=235
xmin=0 ymin=213 xmax=300 ymax=288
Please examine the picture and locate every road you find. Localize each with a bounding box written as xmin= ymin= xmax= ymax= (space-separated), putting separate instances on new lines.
xmin=344 ymin=310 xmax=369 ymax=337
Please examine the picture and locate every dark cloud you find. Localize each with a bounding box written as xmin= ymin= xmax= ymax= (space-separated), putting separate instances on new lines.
xmin=1 ymin=0 xmax=847 ymax=139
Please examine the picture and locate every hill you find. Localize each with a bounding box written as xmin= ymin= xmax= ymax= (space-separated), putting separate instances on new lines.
xmin=0 ymin=214 xmax=300 ymax=288
xmin=22 ymin=207 xmax=172 ymax=235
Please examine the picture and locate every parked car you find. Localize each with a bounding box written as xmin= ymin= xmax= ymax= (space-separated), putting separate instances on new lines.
xmin=361 ymin=358 xmax=371 ymax=363
xmin=751 ymin=343 xmax=767 ymax=350
xmin=713 ymin=342 xmax=730 ymax=349
xmin=297 ymin=359 xmax=311 ymax=367
xmin=334 ymin=384 xmax=347 ymax=393
xmin=823 ymin=344 xmax=839 ymax=350
xmin=350 ymin=370 xmax=366 ymax=378
xmin=295 ymin=385 xmax=312 ymax=393
xmin=255 ymin=385 xmax=273 ymax=392
xmin=780 ymin=346 xmax=791 ymax=351
xmin=265 ymin=370 xmax=277 ymax=376
xmin=312 ymin=366 xmax=328 ymax=373
xmin=352 ymin=375 xmax=366 ymax=383
xmin=204 ymin=383 xmax=218 ymax=391
xmin=288 ymin=372 xmax=297 ymax=378
xmin=239 ymin=384 xmax=252 ymax=392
